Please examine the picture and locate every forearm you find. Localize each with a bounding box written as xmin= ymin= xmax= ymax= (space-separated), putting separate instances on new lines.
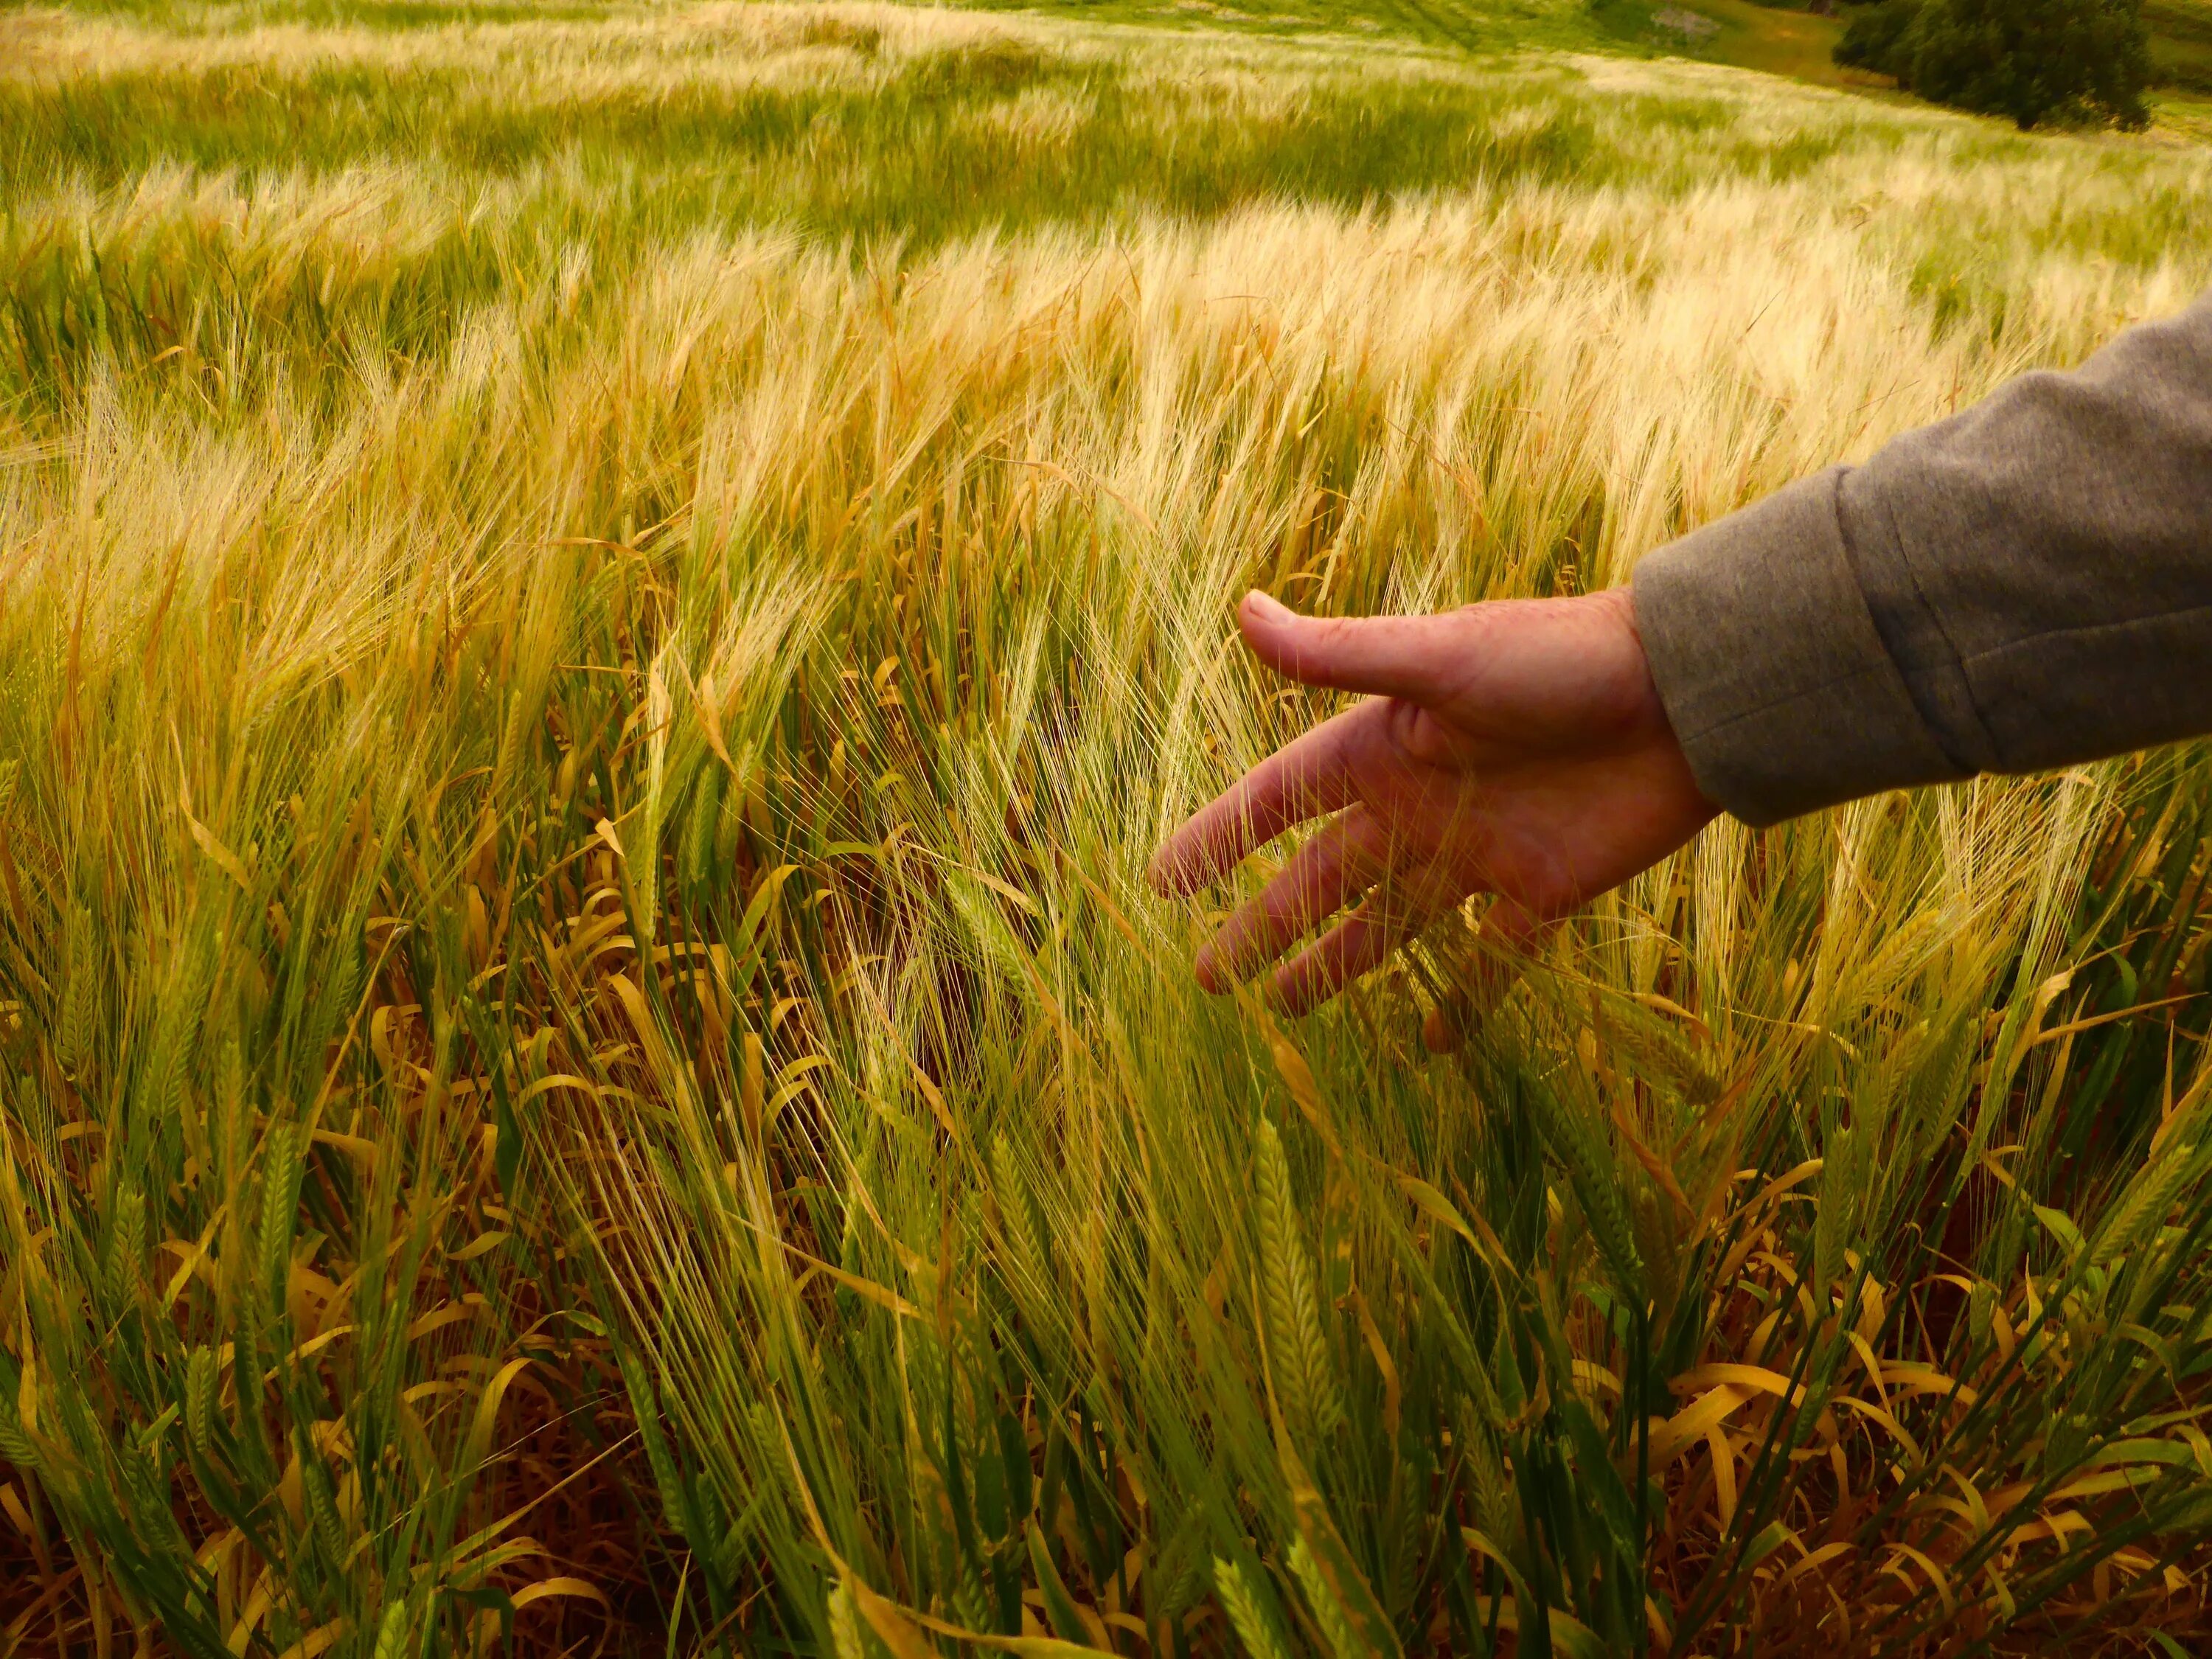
xmin=1635 ymin=292 xmax=2212 ymax=827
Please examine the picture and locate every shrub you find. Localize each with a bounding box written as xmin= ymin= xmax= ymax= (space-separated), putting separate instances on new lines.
xmin=1837 ymin=0 xmax=2153 ymax=128
xmin=1834 ymin=0 xmax=1922 ymax=70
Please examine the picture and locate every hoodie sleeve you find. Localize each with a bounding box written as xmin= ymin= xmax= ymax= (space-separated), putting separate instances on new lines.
xmin=1632 ymin=292 xmax=2212 ymax=827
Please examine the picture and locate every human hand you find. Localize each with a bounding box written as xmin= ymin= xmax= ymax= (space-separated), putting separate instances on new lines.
xmin=1147 ymin=587 xmax=1717 ymax=1015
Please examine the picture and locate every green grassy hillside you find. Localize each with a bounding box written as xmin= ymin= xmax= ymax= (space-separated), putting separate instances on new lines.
xmin=2149 ymin=0 xmax=2212 ymax=91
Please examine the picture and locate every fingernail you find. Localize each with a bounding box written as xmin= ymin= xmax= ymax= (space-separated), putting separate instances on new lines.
xmin=1245 ymin=590 xmax=1291 ymax=622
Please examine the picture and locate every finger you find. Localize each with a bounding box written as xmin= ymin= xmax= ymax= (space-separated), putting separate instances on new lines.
xmin=1147 ymin=705 xmax=1366 ymax=896
xmin=1239 ymin=589 xmax=1455 ymax=702
xmin=1420 ymin=999 xmax=1467 ymax=1054
xmin=1269 ymin=894 xmax=1424 ymax=1018
xmin=1479 ymin=897 xmax=1545 ymax=956
xmin=1422 ymin=899 xmax=1541 ymax=1054
xmin=1458 ymin=897 xmax=1548 ymax=1018
xmin=1194 ymin=810 xmax=1386 ymax=992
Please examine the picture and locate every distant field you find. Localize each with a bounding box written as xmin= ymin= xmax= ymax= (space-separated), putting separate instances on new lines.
xmin=1604 ymin=0 xmax=2212 ymax=111
xmin=2149 ymin=0 xmax=2212 ymax=92
xmin=958 ymin=0 xmax=2212 ymax=134
xmin=5 ymin=3 xmax=2212 ymax=1658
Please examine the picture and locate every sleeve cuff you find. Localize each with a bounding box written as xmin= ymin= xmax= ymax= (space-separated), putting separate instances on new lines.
xmin=1631 ymin=468 xmax=1970 ymax=827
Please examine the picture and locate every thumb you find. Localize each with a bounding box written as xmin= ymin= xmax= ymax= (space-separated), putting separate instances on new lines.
xmin=1238 ymin=591 xmax=1449 ymax=702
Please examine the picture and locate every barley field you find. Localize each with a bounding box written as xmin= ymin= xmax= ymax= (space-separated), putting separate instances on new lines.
xmin=5 ymin=1 xmax=2212 ymax=1654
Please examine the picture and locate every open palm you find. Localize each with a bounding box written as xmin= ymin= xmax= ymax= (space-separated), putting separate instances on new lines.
xmin=1148 ymin=588 xmax=1716 ymax=1014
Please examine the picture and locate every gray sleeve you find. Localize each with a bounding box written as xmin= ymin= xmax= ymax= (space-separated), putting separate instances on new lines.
xmin=1632 ymin=292 xmax=2212 ymax=827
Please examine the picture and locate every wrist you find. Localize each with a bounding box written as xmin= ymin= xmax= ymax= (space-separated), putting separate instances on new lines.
xmin=1632 ymin=473 xmax=1964 ymax=826
xmin=1583 ymin=584 xmax=1677 ymax=745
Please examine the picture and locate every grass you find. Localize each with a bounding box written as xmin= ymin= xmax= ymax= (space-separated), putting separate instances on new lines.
xmin=1585 ymin=0 xmax=1860 ymax=87
xmin=2148 ymin=0 xmax=2212 ymax=94
xmin=1593 ymin=0 xmax=2212 ymax=117
xmin=4 ymin=2 xmax=2212 ymax=1657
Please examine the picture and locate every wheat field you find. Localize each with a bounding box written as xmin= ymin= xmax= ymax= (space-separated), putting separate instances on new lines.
xmin=6 ymin=1 xmax=2212 ymax=1654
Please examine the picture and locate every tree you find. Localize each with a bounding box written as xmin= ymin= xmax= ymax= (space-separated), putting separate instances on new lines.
xmin=1834 ymin=0 xmax=1921 ymax=74
xmin=1834 ymin=0 xmax=2152 ymax=128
